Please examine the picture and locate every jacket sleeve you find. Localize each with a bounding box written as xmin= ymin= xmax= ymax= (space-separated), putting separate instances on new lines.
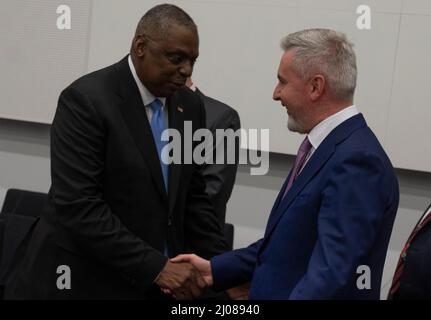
xmin=289 ymin=151 xmax=397 ymax=299
xmin=211 ymin=239 xmax=262 ymax=292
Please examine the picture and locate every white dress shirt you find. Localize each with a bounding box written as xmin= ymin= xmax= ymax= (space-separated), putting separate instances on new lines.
xmin=128 ymin=55 xmax=168 ymax=126
xmin=301 ymin=105 xmax=360 ymax=171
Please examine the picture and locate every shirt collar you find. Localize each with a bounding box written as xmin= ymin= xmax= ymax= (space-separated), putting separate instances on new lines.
xmin=307 ymin=105 xmax=359 ymax=150
xmin=128 ymin=55 xmax=166 ymax=108
xmin=189 ymin=83 xmax=197 ymax=92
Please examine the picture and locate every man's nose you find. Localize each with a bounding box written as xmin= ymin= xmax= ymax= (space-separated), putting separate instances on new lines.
xmin=179 ymin=61 xmax=193 ymax=77
xmin=273 ymin=85 xmax=280 ymax=101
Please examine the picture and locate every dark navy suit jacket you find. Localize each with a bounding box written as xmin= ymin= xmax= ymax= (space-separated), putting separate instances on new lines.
xmin=396 ymin=203 xmax=431 ymax=299
xmin=211 ymin=114 xmax=399 ymax=299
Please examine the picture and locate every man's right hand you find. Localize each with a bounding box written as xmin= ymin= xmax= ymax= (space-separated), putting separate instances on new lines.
xmin=170 ymin=254 xmax=213 ymax=286
xmin=155 ymin=260 xmax=206 ymax=300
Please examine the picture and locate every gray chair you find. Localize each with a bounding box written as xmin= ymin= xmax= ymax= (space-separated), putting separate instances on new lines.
xmin=224 ymin=223 xmax=234 ymax=251
xmin=1 ymin=188 xmax=47 ymax=218
xmin=0 ymin=189 xmax=235 ymax=298
xmin=0 ymin=189 xmax=46 ymax=299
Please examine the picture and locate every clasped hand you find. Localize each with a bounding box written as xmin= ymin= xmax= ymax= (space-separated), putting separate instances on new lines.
xmin=155 ymin=254 xmax=212 ymax=300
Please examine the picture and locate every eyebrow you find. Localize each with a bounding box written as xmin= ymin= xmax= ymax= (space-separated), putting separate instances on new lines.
xmin=167 ymin=49 xmax=198 ymax=61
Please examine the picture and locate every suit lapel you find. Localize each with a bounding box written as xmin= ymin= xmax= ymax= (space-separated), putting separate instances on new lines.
xmin=264 ymin=143 xmax=335 ymax=239
xmin=167 ymin=94 xmax=184 ymax=215
xmin=115 ymin=57 xmax=168 ymax=201
xmin=262 ymin=114 xmax=367 ymax=247
xmin=269 ymin=170 xmax=293 ymax=218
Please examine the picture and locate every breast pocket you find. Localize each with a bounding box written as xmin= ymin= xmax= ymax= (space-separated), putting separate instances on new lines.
xmin=292 ymin=193 xmax=311 ymax=205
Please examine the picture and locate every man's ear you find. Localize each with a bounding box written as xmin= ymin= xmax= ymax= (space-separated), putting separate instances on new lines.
xmin=132 ymin=35 xmax=148 ymax=59
xmin=309 ymin=75 xmax=325 ymax=101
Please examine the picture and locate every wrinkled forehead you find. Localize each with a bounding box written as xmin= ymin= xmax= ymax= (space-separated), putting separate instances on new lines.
xmin=159 ymin=25 xmax=199 ymax=57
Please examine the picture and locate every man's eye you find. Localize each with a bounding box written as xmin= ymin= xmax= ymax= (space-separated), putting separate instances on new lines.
xmin=169 ymin=55 xmax=183 ymax=64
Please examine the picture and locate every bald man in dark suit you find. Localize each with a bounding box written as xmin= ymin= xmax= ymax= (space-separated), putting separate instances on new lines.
xmin=5 ymin=4 xmax=228 ymax=300
xmin=187 ymin=78 xmax=240 ymax=233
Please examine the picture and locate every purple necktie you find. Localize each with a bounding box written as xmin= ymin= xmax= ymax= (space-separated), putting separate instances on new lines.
xmin=283 ymin=136 xmax=312 ymax=199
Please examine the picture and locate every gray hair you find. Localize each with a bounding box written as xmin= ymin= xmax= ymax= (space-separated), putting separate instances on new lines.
xmin=135 ymin=4 xmax=197 ymax=40
xmin=281 ymin=28 xmax=357 ymax=100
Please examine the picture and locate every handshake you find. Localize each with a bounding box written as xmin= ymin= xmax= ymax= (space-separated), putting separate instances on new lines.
xmin=154 ymin=254 xmax=213 ymax=300
xmin=154 ymin=254 xmax=249 ymax=300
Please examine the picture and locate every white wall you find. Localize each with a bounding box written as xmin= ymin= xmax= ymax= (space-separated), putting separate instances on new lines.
xmin=1 ymin=119 xmax=431 ymax=299
xmin=1 ymin=0 xmax=431 ymax=171
xmin=2 ymin=0 xmax=431 ymax=299
xmin=0 ymin=0 xmax=91 ymax=123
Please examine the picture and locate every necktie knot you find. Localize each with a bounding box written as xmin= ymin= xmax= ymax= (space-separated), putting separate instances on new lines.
xmin=148 ymin=98 xmax=163 ymax=113
xmin=282 ymin=136 xmax=312 ymax=199
xmin=299 ymin=136 xmax=312 ymax=154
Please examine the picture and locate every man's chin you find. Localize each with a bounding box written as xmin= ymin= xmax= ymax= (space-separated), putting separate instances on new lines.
xmin=287 ymin=118 xmax=308 ymax=134
xmin=287 ymin=118 xmax=300 ymax=133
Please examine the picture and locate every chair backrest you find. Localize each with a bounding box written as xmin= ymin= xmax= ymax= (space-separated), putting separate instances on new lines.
xmin=0 ymin=189 xmax=47 ymax=299
xmin=0 ymin=213 xmax=39 ymax=300
xmin=1 ymin=189 xmax=47 ymax=217
xmin=224 ymin=223 xmax=234 ymax=251
xmin=0 ymin=218 xmax=5 ymax=265
xmin=0 ymin=218 xmax=5 ymax=298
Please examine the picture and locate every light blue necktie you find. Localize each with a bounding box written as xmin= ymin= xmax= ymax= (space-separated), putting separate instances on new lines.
xmin=148 ymin=99 xmax=168 ymax=192
xmin=148 ymin=99 xmax=170 ymax=257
